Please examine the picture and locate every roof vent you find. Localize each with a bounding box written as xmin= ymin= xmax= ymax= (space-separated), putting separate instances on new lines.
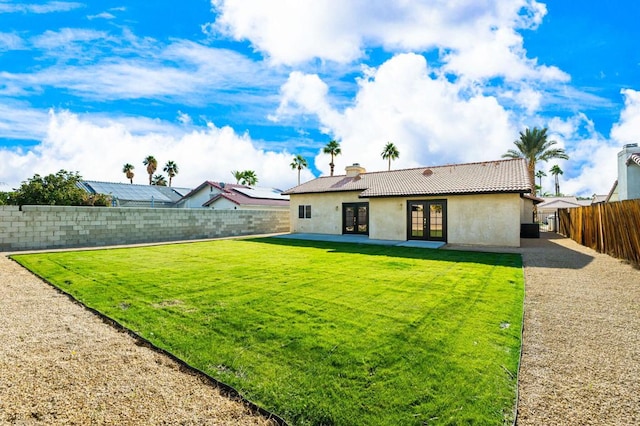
xmin=422 ymin=169 xmax=433 ymax=176
xmin=623 ymin=143 xmax=638 ymax=148
xmin=220 ymin=182 xmax=225 ymax=188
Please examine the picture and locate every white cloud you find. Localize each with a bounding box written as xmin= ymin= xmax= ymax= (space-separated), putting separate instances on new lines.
xmin=610 ymin=89 xmax=640 ymax=144
xmin=547 ymin=114 xmax=618 ymax=197
xmin=0 ymin=110 xmax=310 ymax=191
xmin=87 ymin=12 xmax=116 ymax=20
xmin=0 ymin=101 xmax=49 ymax=141
xmin=0 ymin=1 xmax=83 ymax=14
xmin=3 ymin=37 xmax=283 ymax=105
xmin=31 ymin=28 xmax=110 ymax=50
xmin=210 ymin=0 xmax=566 ymax=83
xmin=270 ymin=71 xmax=338 ymax=126
xmin=0 ymin=32 xmax=24 ymax=50
xmin=273 ymin=53 xmax=516 ymax=175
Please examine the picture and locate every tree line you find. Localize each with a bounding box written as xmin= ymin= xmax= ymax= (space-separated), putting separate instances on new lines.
xmin=122 ymin=156 xmax=179 ymax=187
xmin=0 ymin=127 xmax=569 ymax=206
xmin=501 ymin=127 xmax=569 ymax=197
xmin=290 ymin=140 xmax=401 ymax=185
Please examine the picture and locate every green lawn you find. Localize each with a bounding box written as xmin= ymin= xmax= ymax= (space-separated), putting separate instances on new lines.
xmin=12 ymin=238 xmax=524 ymax=426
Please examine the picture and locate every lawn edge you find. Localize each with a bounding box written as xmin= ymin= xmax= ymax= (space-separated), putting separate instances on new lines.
xmin=8 ymin=255 xmax=289 ymax=426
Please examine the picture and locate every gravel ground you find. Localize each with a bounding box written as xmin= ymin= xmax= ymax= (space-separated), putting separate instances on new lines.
xmin=0 ymin=255 xmax=271 ymax=425
xmin=2 ymin=233 xmax=639 ymax=425
xmin=513 ymin=233 xmax=640 ymax=425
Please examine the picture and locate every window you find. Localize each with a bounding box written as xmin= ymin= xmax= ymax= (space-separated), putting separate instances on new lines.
xmin=298 ymin=205 xmax=312 ymax=219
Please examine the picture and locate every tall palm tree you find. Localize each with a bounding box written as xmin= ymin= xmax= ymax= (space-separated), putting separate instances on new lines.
xmin=122 ymin=163 xmax=135 ymax=184
xmin=550 ymin=164 xmax=564 ymax=196
xmin=143 ymin=155 xmax=158 ymax=185
xmin=152 ymin=174 xmax=167 ymax=186
xmin=290 ymin=154 xmax=308 ymax=186
xmin=323 ymin=139 xmax=341 ymax=176
xmin=240 ymin=170 xmax=258 ymax=186
xmin=231 ymin=170 xmax=244 ymax=184
xmin=163 ymin=160 xmax=179 ymax=187
xmin=502 ymin=127 xmax=569 ymax=195
xmin=535 ymin=170 xmax=547 ymax=194
xmin=381 ymin=142 xmax=400 ymax=171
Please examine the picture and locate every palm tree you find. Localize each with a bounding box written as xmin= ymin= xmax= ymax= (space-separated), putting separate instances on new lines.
xmin=231 ymin=170 xmax=244 ymax=184
xmin=122 ymin=163 xmax=135 ymax=184
xmin=152 ymin=174 xmax=167 ymax=186
xmin=163 ymin=160 xmax=179 ymax=187
xmin=290 ymin=154 xmax=308 ymax=186
xmin=143 ymin=155 xmax=158 ymax=185
xmin=323 ymin=139 xmax=341 ymax=176
xmin=550 ymin=164 xmax=564 ymax=196
xmin=535 ymin=170 xmax=547 ymax=194
xmin=240 ymin=170 xmax=258 ymax=186
xmin=381 ymin=142 xmax=400 ymax=171
xmin=502 ymin=127 xmax=569 ymax=195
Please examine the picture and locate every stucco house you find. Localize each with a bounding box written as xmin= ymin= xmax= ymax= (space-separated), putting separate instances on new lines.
xmin=177 ymin=181 xmax=289 ymax=210
xmin=605 ymin=143 xmax=640 ymax=202
xmin=282 ymin=158 xmax=538 ymax=247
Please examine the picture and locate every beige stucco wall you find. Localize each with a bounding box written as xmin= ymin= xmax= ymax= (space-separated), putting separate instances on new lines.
xmin=289 ymin=192 xmax=361 ymax=234
xmin=520 ymin=197 xmax=535 ymax=223
xmin=291 ymin=192 xmax=523 ymax=247
xmin=446 ymin=193 xmax=521 ymax=247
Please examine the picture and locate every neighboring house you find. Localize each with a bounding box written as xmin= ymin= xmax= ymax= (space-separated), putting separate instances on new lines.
xmin=177 ymin=181 xmax=289 ymax=210
xmin=283 ymin=158 xmax=538 ymax=247
xmin=605 ymin=143 xmax=640 ymax=202
xmin=591 ymin=194 xmax=608 ymax=204
xmin=79 ymin=181 xmax=192 ymax=208
xmin=536 ymin=196 xmax=592 ymax=231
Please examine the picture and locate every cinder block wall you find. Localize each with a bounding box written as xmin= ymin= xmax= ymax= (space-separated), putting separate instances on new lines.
xmin=0 ymin=206 xmax=290 ymax=252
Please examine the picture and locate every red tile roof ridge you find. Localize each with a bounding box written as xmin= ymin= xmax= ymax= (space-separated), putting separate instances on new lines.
xmin=325 ymin=158 xmax=525 ymax=178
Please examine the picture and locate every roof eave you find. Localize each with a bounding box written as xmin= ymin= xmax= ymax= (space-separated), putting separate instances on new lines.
xmin=362 ymin=189 xmax=531 ymax=198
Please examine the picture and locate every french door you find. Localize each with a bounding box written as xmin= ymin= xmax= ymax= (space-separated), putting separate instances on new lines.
xmin=343 ymin=203 xmax=369 ymax=235
xmin=407 ymin=200 xmax=447 ymax=242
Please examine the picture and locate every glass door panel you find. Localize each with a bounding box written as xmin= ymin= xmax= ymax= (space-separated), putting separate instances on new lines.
xmin=357 ymin=206 xmax=368 ymax=232
xmin=407 ymin=200 xmax=446 ymax=242
xmin=429 ymin=203 xmax=443 ymax=238
xmin=343 ymin=203 xmax=369 ymax=235
xmin=410 ymin=204 xmax=424 ymax=238
xmin=345 ymin=207 xmax=355 ymax=232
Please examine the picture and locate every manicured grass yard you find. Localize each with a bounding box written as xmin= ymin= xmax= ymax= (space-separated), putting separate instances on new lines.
xmin=12 ymin=238 xmax=524 ymax=425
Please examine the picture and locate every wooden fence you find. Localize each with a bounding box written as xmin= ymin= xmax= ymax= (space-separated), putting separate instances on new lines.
xmin=558 ymin=199 xmax=640 ymax=265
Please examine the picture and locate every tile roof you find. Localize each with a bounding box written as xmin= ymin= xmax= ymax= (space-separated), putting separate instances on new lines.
xmin=181 ymin=181 xmax=289 ymax=207
xmin=283 ymin=158 xmax=531 ymax=197
xmin=626 ymin=153 xmax=640 ymax=167
xmin=203 ymin=190 xmax=289 ymax=207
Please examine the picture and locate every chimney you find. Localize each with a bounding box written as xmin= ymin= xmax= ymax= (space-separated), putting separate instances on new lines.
xmin=345 ymin=163 xmax=366 ymax=177
xmin=617 ymin=143 xmax=640 ymax=201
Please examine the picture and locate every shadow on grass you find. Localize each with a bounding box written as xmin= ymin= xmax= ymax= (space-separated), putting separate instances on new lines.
xmin=244 ymin=237 xmax=522 ymax=268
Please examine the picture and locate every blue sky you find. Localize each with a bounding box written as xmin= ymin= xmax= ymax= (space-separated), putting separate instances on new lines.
xmin=1 ymin=0 xmax=639 ymax=195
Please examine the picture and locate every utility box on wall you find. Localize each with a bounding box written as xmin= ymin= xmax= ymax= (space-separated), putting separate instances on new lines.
xmin=520 ymin=223 xmax=540 ymax=238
